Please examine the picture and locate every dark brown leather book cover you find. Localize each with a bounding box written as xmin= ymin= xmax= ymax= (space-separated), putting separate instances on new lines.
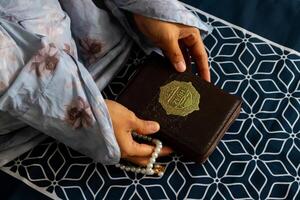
xmin=117 ymin=54 xmax=242 ymax=164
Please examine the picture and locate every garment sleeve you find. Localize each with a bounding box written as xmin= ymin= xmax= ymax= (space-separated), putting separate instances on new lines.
xmin=0 ymin=19 xmax=120 ymax=165
xmin=104 ymin=0 xmax=213 ymax=54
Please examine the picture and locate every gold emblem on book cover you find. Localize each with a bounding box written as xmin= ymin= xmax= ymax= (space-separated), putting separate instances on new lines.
xmin=159 ymin=81 xmax=200 ymax=116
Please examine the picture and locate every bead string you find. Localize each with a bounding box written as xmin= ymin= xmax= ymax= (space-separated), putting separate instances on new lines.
xmin=115 ymin=132 xmax=165 ymax=177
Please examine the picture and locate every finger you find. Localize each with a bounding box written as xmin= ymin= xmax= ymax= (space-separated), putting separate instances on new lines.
xmin=183 ymin=30 xmax=211 ymax=82
xmin=160 ymin=146 xmax=174 ymax=156
xmin=161 ymin=38 xmax=186 ymax=72
xmin=125 ymin=140 xmax=174 ymax=158
xmin=127 ymin=146 xmax=174 ymax=166
xmin=129 ymin=141 xmax=155 ymax=157
xmin=132 ymin=117 xmax=160 ymax=135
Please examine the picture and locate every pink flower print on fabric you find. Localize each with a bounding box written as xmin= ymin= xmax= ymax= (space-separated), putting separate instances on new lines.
xmin=79 ymin=38 xmax=102 ymax=65
xmin=0 ymin=81 xmax=7 ymax=93
xmin=65 ymin=96 xmax=94 ymax=129
xmin=63 ymin=43 xmax=72 ymax=55
xmin=63 ymin=43 xmax=75 ymax=57
xmin=29 ymin=43 xmax=59 ymax=77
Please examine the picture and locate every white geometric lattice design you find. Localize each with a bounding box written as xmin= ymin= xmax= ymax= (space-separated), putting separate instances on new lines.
xmin=1 ymin=4 xmax=300 ymax=200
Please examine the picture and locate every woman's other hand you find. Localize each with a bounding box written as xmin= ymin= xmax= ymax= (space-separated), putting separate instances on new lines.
xmin=134 ymin=14 xmax=210 ymax=82
xmin=105 ymin=100 xmax=173 ymax=166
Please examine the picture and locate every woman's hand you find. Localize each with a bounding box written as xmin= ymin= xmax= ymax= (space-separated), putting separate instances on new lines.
xmin=134 ymin=14 xmax=210 ymax=82
xmin=105 ymin=100 xmax=173 ymax=166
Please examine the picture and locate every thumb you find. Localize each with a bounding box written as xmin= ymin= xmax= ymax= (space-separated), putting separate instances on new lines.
xmin=163 ymin=39 xmax=186 ymax=72
xmin=133 ymin=118 xmax=160 ymax=135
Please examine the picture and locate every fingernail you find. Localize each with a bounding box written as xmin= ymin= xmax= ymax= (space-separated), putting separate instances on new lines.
xmin=174 ymin=61 xmax=186 ymax=72
xmin=148 ymin=121 xmax=160 ymax=132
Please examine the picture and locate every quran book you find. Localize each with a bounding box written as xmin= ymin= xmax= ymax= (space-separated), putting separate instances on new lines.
xmin=117 ymin=54 xmax=242 ymax=163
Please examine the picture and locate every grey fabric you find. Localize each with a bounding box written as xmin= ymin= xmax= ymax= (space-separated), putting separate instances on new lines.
xmin=0 ymin=0 xmax=212 ymax=167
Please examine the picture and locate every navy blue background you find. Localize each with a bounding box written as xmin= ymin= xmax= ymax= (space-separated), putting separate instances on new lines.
xmin=1 ymin=1 xmax=299 ymax=199
xmin=0 ymin=170 xmax=51 ymax=200
xmin=182 ymin=0 xmax=300 ymax=52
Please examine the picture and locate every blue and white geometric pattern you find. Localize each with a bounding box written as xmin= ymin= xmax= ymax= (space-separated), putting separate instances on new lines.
xmin=1 ymin=4 xmax=300 ymax=200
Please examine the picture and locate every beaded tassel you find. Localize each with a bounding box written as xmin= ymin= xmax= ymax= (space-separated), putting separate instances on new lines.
xmin=115 ymin=132 xmax=165 ymax=177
